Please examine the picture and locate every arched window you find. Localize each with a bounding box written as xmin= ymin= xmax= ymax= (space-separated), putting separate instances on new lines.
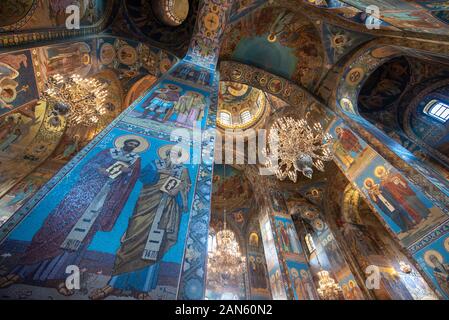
xmin=240 ymin=110 xmax=252 ymax=124
xmin=424 ymin=100 xmax=449 ymax=123
xmin=219 ymin=111 xmax=232 ymax=125
xmin=208 ymin=232 xmax=217 ymax=253
xmin=305 ymin=233 xmax=316 ymax=254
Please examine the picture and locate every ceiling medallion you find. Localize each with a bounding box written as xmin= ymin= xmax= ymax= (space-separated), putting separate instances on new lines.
xmin=264 ymin=117 xmax=334 ymax=182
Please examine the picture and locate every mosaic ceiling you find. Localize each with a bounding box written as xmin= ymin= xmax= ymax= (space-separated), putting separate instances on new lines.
xmin=217 ymin=81 xmax=267 ymax=130
xmin=220 ymin=6 xmax=325 ymax=90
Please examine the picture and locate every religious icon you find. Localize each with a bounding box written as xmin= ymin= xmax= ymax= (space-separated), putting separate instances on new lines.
xmin=363 ymin=177 xmax=415 ymax=233
xmin=276 ymin=220 xmax=291 ymax=253
xmin=90 ymin=145 xmax=191 ymax=300
xmin=0 ymin=134 xmax=148 ymax=294
xmin=333 ymin=126 xmax=364 ymax=168
xmin=348 ymin=280 xmax=363 ymax=300
xmin=139 ymin=84 xmax=182 ymax=122
xmin=173 ymin=91 xmax=207 ymax=127
xmin=53 ymin=135 xmax=81 ymax=161
xmin=424 ymin=250 xmax=449 ymax=298
xmin=249 ymin=255 xmax=268 ymax=290
xmin=0 ymin=53 xmax=28 ymax=111
xmin=290 ymin=268 xmax=304 ymax=300
xmin=300 ymin=269 xmax=317 ymax=300
xmin=375 ymin=165 xmax=430 ymax=224
xmin=249 ymin=232 xmax=259 ymax=247
xmin=44 ymin=42 xmax=92 ymax=77
xmin=287 ymin=223 xmax=302 ymax=254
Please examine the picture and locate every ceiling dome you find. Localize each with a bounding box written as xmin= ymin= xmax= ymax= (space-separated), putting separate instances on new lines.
xmin=152 ymin=0 xmax=190 ymax=27
xmin=217 ymin=82 xmax=267 ymax=130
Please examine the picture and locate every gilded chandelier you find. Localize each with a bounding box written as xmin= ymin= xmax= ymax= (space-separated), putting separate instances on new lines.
xmin=207 ymin=216 xmax=246 ymax=284
xmin=41 ymin=74 xmax=108 ymax=127
xmin=316 ymin=270 xmax=342 ymax=300
xmin=264 ymin=117 xmax=333 ymax=182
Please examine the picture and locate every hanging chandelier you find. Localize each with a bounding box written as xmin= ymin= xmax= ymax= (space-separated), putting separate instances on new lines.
xmin=316 ymin=269 xmax=342 ymax=300
xmin=207 ymin=217 xmax=246 ymax=284
xmin=41 ymin=74 xmax=108 ymax=127
xmin=207 ymin=165 xmax=246 ymax=287
xmin=264 ymin=117 xmax=334 ymax=182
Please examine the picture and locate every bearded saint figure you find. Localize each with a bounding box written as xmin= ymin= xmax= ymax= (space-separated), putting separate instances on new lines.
xmin=90 ymin=146 xmax=191 ymax=300
xmin=0 ymin=138 xmax=142 ymax=295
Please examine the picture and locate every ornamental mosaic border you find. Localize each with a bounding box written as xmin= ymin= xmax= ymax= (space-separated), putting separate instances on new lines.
xmin=177 ymin=72 xmax=220 ymax=300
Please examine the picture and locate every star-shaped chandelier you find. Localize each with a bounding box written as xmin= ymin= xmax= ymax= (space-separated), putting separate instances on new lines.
xmin=264 ymin=117 xmax=334 ymax=182
xmin=41 ymin=74 xmax=108 ymax=127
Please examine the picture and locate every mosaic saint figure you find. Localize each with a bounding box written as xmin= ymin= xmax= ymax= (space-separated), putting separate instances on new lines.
xmin=0 ymin=54 xmax=27 ymax=111
xmin=140 ymin=84 xmax=181 ymax=122
xmin=287 ymin=223 xmax=301 ymax=254
xmin=348 ymin=280 xmax=363 ymax=300
xmin=250 ymin=255 xmax=268 ymax=290
xmin=255 ymin=256 xmax=268 ymax=289
xmin=90 ymin=146 xmax=191 ymax=300
xmin=425 ymin=251 xmax=449 ymax=298
xmin=45 ymin=43 xmax=91 ymax=76
xmin=174 ymin=91 xmax=206 ymax=127
xmin=0 ymin=136 xmax=144 ymax=295
xmin=5 ymin=181 xmax=36 ymax=207
xmin=279 ymin=221 xmax=291 ymax=252
xmin=0 ymin=117 xmax=16 ymax=141
xmin=335 ymin=126 xmax=363 ymax=154
xmin=54 ymin=135 xmax=81 ymax=161
xmin=364 ymin=178 xmax=415 ymax=233
xmin=290 ymin=268 xmax=304 ymax=300
xmin=300 ymin=269 xmax=317 ymax=300
xmin=0 ymin=128 xmax=21 ymax=152
xmin=376 ymin=166 xmax=430 ymax=224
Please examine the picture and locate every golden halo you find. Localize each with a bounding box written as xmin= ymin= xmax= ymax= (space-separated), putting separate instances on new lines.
xmin=1 ymin=84 xmax=17 ymax=103
xmin=374 ymin=165 xmax=386 ymax=178
xmin=424 ymin=250 xmax=444 ymax=268
xmin=185 ymin=90 xmax=203 ymax=98
xmin=300 ymin=269 xmax=308 ymax=277
xmin=290 ymin=268 xmax=299 ymax=277
xmin=364 ymin=178 xmax=375 ymax=189
xmin=444 ymin=237 xmax=449 ymax=252
xmin=267 ymin=34 xmax=277 ymax=42
xmin=164 ymin=83 xmax=182 ymax=92
xmin=348 ymin=280 xmax=356 ymax=287
xmin=157 ymin=144 xmax=190 ymax=163
xmin=313 ymin=218 xmax=324 ymax=230
xmin=114 ymin=135 xmax=149 ymax=153
xmin=227 ymin=83 xmax=248 ymax=97
xmin=340 ymin=98 xmax=353 ymax=112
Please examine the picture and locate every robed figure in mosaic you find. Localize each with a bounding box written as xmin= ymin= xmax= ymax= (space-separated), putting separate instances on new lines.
xmin=90 ymin=146 xmax=191 ymax=300
xmin=0 ymin=137 xmax=143 ymax=295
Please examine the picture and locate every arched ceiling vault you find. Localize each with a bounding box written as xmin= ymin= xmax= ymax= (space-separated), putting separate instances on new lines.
xmin=220 ymin=5 xmax=326 ymax=90
xmin=270 ymin=0 xmax=449 ymax=42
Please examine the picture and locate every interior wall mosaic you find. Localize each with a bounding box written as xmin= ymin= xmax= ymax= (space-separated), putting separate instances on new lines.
xmin=0 ymin=0 xmax=116 ymax=48
xmin=0 ymin=0 xmax=236 ymax=299
xmin=0 ymin=36 xmax=177 ymax=229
